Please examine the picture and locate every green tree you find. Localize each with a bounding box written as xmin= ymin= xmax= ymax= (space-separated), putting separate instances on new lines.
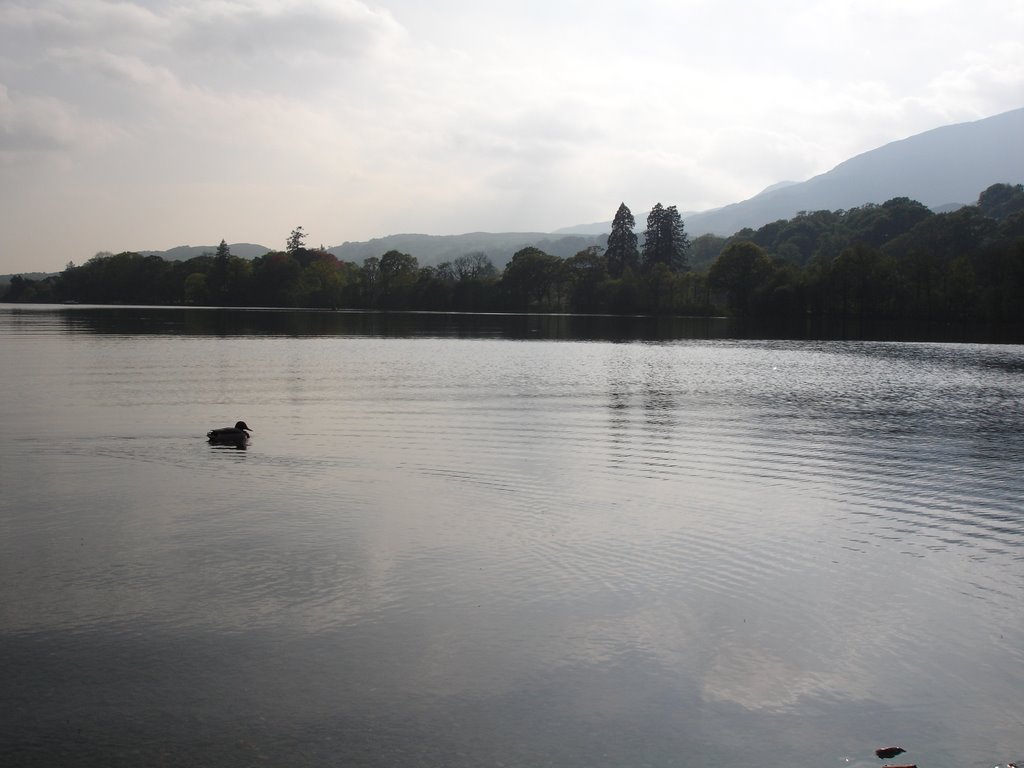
xmin=603 ymin=266 xmax=643 ymax=313
xmin=760 ymin=259 xmax=805 ymax=317
xmin=886 ymin=206 xmax=994 ymax=267
xmin=708 ymin=241 xmax=772 ymax=315
xmin=675 ymin=270 xmax=711 ymax=315
xmin=980 ymin=238 xmax=1024 ymax=322
xmin=435 ymin=262 xmax=457 ymax=283
xmin=208 ymin=239 xmax=232 ymax=304
xmin=830 ymin=243 xmax=895 ymax=319
xmin=299 ymin=254 xmax=348 ymax=308
xmin=563 ymin=245 xmax=606 ymax=312
xmin=287 ymin=226 xmax=308 ymax=255
xmin=409 ymin=266 xmax=454 ymax=310
xmin=359 ymin=257 xmax=380 ymax=308
xmin=606 ymin=203 xmax=639 ymax=278
xmin=642 ymin=203 xmax=666 ymax=270
xmin=643 ymin=203 xmax=689 ymax=271
xmin=645 ymin=262 xmax=676 ymax=314
xmin=226 ymin=257 xmax=253 ymax=305
xmin=501 ymin=247 xmax=561 ymax=310
xmin=977 ymin=183 xmax=1024 ymax=221
xmin=770 ymin=210 xmax=838 ymax=264
xmin=898 ymin=247 xmax=942 ymax=320
xmin=944 ymin=255 xmax=978 ymax=320
xmin=2 ymin=275 xmax=53 ymax=302
xmin=377 ymin=250 xmax=419 ymax=308
xmin=183 ymin=272 xmax=208 ymax=305
xmin=689 ymin=233 xmax=727 ymax=270
xmin=453 ymin=252 xmax=497 ymax=281
xmin=450 ymin=254 xmax=499 ymax=312
xmin=843 ymin=199 xmax=932 ymax=249
xmin=251 ymin=252 xmax=302 ymax=306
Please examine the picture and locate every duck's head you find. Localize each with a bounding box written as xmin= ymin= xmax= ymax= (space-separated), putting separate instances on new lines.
xmin=234 ymin=421 xmax=252 ymax=432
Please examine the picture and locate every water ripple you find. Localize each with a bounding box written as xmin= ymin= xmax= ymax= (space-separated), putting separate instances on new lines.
xmin=3 ymin=314 xmax=1024 ymax=768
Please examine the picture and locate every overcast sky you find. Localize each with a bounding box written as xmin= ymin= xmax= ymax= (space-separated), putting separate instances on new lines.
xmin=1 ymin=0 xmax=1022 ymax=274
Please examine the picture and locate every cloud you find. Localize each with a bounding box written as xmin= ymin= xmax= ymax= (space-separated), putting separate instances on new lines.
xmin=0 ymin=83 xmax=74 ymax=154
xmin=0 ymin=0 xmax=407 ymax=130
xmin=0 ymin=0 xmax=167 ymax=45
xmin=924 ymin=41 xmax=1024 ymax=118
xmin=173 ymin=0 xmax=402 ymax=58
xmin=0 ymin=82 xmax=119 ymax=162
xmin=0 ymin=1 xmax=402 ymax=175
xmin=166 ymin=0 xmax=407 ymax=97
xmin=0 ymin=0 xmax=1022 ymax=271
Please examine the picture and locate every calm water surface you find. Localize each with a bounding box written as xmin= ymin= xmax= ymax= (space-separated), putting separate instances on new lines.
xmin=1 ymin=306 xmax=1023 ymax=768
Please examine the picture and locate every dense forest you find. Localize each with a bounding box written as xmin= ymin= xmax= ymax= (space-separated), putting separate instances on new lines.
xmin=4 ymin=183 xmax=1023 ymax=326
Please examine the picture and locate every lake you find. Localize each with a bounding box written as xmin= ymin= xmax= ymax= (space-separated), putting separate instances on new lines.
xmin=1 ymin=305 xmax=1022 ymax=768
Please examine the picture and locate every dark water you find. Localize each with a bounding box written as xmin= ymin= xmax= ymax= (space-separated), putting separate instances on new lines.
xmin=1 ymin=306 xmax=1023 ymax=768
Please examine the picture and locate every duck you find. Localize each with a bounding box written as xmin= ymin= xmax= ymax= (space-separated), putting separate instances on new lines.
xmin=207 ymin=421 xmax=252 ymax=445
xmin=875 ymin=747 xmax=906 ymax=760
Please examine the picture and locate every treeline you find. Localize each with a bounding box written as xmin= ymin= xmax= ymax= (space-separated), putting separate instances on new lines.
xmin=4 ymin=184 xmax=1023 ymax=324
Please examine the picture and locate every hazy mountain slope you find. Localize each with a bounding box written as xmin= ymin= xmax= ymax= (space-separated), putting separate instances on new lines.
xmin=328 ymin=232 xmax=605 ymax=267
xmin=127 ymin=234 xmax=606 ymax=270
xmin=552 ymin=208 xmax=704 ymax=236
xmin=138 ymin=243 xmax=271 ymax=260
xmin=685 ymin=107 xmax=1024 ymax=235
xmin=0 ymin=272 xmax=54 ymax=284
xmin=118 ymin=109 xmax=1023 ymax=265
xmin=551 ymin=222 xmax=613 ymax=236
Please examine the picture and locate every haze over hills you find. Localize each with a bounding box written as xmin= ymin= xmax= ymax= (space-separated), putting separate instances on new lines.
xmin=137 ymin=243 xmax=272 ymax=261
xmin=35 ymin=106 xmax=1020 ymax=275
xmin=326 ymin=232 xmax=605 ymax=267
xmin=330 ymin=107 xmax=1022 ymax=258
xmin=124 ymin=234 xmax=607 ymax=270
xmin=681 ymin=106 xmax=1024 ymax=236
xmin=556 ymin=108 xmax=1024 ymax=238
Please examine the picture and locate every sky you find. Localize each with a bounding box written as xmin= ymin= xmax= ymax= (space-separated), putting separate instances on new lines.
xmin=1 ymin=0 xmax=1022 ymax=274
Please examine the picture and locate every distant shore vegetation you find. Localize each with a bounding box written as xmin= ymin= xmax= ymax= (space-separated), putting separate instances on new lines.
xmin=4 ymin=184 xmax=1023 ymax=326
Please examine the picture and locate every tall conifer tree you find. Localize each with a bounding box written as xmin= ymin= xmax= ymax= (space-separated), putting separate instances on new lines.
xmin=643 ymin=203 xmax=690 ymax=271
xmin=606 ymin=203 xmax=639 ymax=278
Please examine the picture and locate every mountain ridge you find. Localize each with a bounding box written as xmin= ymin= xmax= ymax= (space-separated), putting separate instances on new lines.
xmin=553 ymin=108 xmax=1023 ymax=238
xmin=683 ymin=107 xmax=1024 ymax=235
xmin=137 ymin=243 xmax=272 ymax=260
xmin=96 ymin=106 xmax=1024 ymax=267
xmin=326 ymin=231 xmax=606 ymax=266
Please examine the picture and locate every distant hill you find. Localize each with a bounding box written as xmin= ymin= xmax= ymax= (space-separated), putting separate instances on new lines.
xmin=684 ymin=107 xmax=1024 ymax=235
xmin=552 ymin=210 xmax=702 ymax=236
xmin=328 ymin=232 xmax=605 ymax=267
xmin=94 ymin=108 xmax=1024 ymax=268
xmin=98 ymin=235 xmax=606 ymax=272
xmin=0 ymin=271 xmax=54 ymax=285
xmin=552 ymin=108 xmax=1024 ymax=238
xmin=552 ymin=222 xmax=615 ymax=236
xmin=138 ymin=243 xmax=271 ymax=261
xmin=756 ymin=180 xmax=800 ymax=195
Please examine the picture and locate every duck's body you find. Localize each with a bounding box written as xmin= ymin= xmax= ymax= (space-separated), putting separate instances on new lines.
xmin=875 ymin=747 xmax=906 ymax=760
xmin=207 ymin=421 xmax=252 ymax=445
